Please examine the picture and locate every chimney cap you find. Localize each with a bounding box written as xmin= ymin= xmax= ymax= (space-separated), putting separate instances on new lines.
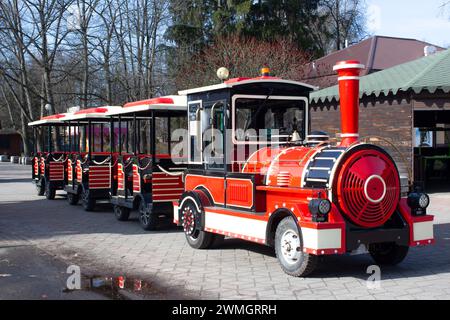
xmin=333 ymin=60 xmax=365 ymax=71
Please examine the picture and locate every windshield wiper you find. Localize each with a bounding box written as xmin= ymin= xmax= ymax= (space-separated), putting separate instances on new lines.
xmin=244 ymin=89 xmax=274 ymax=131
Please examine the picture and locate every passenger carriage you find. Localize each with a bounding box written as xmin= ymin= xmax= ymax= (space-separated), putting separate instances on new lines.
xmin=63 ymin=106 xmax=122 ymax=211
xmin=29 ymin=113 xmax=73 ymax=199
xmin=108 ymin=96 xmax=187 ymax=230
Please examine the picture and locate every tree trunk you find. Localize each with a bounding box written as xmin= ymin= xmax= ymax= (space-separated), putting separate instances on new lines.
xmin=20 ymin=112 xmax=31 ymax=156
xmin=335 ymin=0 xmax=341 ymax=50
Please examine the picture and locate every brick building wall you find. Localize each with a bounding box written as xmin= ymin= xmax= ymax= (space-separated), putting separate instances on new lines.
xmin=310 ymin=94 xmax=414 ymax=182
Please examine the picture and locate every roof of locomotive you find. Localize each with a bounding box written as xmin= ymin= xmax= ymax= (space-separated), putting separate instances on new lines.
xmin=178 ymin=76 xmax=318 ymax=96
xmin=109 ymin=95 xmax=187 ymax=116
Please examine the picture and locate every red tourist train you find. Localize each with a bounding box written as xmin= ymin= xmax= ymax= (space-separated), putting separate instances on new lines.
xmin=28 ymin=60 xmax=434 ymax=277
xmin=172 ymin=61 xmax=434 ymax=276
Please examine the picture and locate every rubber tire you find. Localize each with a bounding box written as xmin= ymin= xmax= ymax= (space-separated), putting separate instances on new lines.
xmin=139 ymin=201 xmax=158 ymax=231
xmin=275 ymin=216 xmax=318 ymax=277
xmin=81 ymin=187 xmax=96 ymax=212
xmin=114 ymin=205 xmax=130 ymax=221
xmin=45 ymin=182 xmax=56 ymax=200
xmin=36 ymin=179 xmax=45 ymax=196
xmin=182 ymin=200 xmax=215 ymax=249
xmin=67 ymin=192 xmax=79 ymax=205
xmin=369 ymin=243 xmax=409 ymax=265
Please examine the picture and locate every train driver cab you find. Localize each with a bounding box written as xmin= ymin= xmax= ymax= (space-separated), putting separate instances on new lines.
xmin=179 ymin=68 xmax=316 ymax=175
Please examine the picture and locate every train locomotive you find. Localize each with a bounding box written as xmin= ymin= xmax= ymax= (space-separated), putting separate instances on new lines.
xmin=174 ymin=61 xmax=434 ymax=277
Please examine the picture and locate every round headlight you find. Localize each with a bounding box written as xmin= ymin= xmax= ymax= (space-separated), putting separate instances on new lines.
xmin=318 ymin=199 xmax=331 ymax=215
xmin=419 ymin=194 xmax=430 ymax=209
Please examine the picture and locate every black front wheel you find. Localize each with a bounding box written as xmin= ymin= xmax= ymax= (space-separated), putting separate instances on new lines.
xmin=81 ymin=187 xmax=96 ymax=211
xmin=114 ymin=205 xmax=130 ymax=221
xmin=139 ymin=201 xmax=158 ymax=231
xmin=45 ymin=181 xmax=56 ymax=200
xmin=274 ymin=216 xmax=318 ymax=277
xmin=181 ymin=200 xmax=215 ymax=249
xmin=369 ymin=243 xmax=409 ymax=265
xmin=67 ymin=192 xmax=79 ymax=205
xmin=36 ymin=179 xmax=45 ymax=196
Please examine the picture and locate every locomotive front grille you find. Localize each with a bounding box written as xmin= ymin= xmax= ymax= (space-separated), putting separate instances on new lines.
xmin=303 ymin=145 xmax=401 ymax=229
xmin=335 ymin=146 xmax=400 ymax=228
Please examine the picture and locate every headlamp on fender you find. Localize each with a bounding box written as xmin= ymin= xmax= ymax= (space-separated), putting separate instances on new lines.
xmin=309 ymin=198 xmax=331 ymax=223
xmin=407 ymin=191 xmax=430 ymax=216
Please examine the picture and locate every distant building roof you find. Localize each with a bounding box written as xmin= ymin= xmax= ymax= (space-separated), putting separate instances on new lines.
xmin=310 ymin=49 xmax=450 ymax=104
xmin=303 ymin=36 xmax=444 ymax=88
xmin=0 ymin=129 xmax=20 ymax=135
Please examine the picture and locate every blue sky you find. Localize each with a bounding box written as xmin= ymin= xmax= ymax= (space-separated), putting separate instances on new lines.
xmin=366 ymin=0 xmax=450 ymax=48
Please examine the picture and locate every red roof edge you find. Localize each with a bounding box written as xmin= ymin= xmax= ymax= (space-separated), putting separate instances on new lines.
xmin=124 ymin=97 xmax=174 ymax=108
xmin=253 ymin=76 xmax=281 ymax=80
xmin=75 ymin=107 xmax=109 ymax=115
xmin=225 ymin=76 xmax=282 ymax=84
xmin=225 ymin=77 xmax=252 ymax=84
xmin=41 ymin=114 xmax=66 ymax=120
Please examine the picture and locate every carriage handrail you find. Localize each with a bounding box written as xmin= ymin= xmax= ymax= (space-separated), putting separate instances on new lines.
xmin=80 ymin=154 xmax=89 ymax=165
xmin=50 ymin=154 xmax=66 ymax=163
xmin=123 ymin=158 xmax=134 ymax=169
xmin=111 ymin=158 xmax=119 ymax=168
xmin=156 ymin=164 xmax=184 ymax=177
xmin=92 ymin=156 xmax=112 ymax=166
xmin=137 ymin=156 xmax=153 ymax=171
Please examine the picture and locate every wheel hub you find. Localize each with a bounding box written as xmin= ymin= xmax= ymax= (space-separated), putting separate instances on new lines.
xmin=140 ymin=204 xmax=149 ymax=225
xmin=182 ymin=207 xmax=196 ymax=236
xmin=280 ymin=230 xmax=301 ymax=265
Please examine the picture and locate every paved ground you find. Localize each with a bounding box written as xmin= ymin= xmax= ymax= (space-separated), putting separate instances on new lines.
xmin=1 ymin=162 xmax=450 ymax=300
xmin=0 ymin=244 xmax=109 ymax=300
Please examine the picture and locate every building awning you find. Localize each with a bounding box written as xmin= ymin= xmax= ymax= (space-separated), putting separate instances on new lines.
xmin=310 ymin=49 xmax=450 ymax=104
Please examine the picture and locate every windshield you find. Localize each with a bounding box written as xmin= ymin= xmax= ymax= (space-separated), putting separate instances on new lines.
xmin=233 ymin=96 xmax=306 ymax=144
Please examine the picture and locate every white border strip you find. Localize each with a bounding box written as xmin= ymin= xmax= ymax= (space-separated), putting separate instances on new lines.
xmin=338 ymin=76 xmax=360 ymax=81
xmin=333 ymin=63 xmax=365 ymax=71
xmin=340 ymin=133 xmax=359 ymax=138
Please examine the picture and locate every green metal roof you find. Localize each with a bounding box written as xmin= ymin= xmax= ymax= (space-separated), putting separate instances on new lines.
xmin=310 ymin=48 xmax=450 ymax=104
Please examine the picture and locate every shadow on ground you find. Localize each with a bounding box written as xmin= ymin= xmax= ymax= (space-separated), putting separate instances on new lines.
xmin=1 ymin=197 xmax=449 ymax=281
xmin=0 ymin=178 xmax=36 ymax=184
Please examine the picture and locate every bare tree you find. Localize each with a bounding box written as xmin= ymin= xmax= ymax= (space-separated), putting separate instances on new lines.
xmin=0 ymin=0 xmax=173 ymax=155
xmin=317 ymin=0 xmax=367 ymax=52
xmin=175 ymin=34 xmax=311 ymax=90
xmin=441 ymin=1 xmax=450 ymax=19
xmin=0 ymin=0 xmax=38 ymax=154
